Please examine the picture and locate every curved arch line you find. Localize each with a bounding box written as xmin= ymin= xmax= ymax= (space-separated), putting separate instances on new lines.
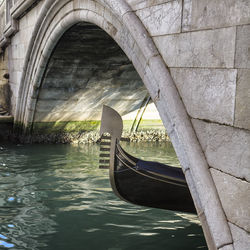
xmin=15 ymin=0 xmax=232 ymax=248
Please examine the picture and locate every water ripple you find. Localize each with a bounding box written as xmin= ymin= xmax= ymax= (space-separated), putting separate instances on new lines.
xmin=0 ymin=143 xmax=207 ymax=249
xmin=0 ymin=240 xmax=15 ymax=248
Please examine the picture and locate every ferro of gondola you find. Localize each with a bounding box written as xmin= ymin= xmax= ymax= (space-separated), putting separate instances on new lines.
xmin=100 ymin=147 xmax=110 ymax=152
xmin=99 ymin=159 xmax=109 ymax=164
xmin=99 ymin=154 xmax=110 ymax=158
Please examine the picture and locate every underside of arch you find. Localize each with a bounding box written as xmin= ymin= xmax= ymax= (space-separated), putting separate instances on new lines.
xmin=32 ymin=22 xmax=155 ymax=137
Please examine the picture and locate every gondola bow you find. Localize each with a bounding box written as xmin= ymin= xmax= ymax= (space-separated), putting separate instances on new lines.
xmin=99 ymin=105 xmax=196 ymax=214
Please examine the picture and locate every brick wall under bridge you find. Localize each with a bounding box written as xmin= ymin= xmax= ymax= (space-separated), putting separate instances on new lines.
xmin=0 ymin=1 xmax=249 ymax=249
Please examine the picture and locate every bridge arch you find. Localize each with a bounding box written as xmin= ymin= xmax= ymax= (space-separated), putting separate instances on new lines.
xmin=15 ymin=0 xmax=232 ymax=248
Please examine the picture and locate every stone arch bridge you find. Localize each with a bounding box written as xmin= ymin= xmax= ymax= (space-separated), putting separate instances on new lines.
xmin=0 ymin=0 xmax=249 ymax=249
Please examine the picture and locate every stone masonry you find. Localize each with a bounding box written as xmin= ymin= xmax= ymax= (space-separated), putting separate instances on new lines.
xmin=0 ymin=0 xmax=249 ymax=249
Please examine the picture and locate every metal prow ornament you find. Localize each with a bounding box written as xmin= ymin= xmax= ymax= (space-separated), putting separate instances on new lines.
xmin=99 ymin=105 xmax=127 ymax=201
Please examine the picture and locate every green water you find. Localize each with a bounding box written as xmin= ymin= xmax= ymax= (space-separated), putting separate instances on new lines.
xmin=0 ymin=142 xmax=207 ymax=250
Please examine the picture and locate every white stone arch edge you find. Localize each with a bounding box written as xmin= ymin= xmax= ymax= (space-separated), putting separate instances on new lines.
xmin=15 ymin=0 xmax=233 ymax=248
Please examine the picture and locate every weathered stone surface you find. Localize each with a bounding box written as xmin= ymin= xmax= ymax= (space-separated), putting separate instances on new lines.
xmin=153 ymin=27 xmax=236 ymax=68
xmin=35 ymin=82 xmax=147 ymax=120
xmin=210 ymin=169 xmax=250 ymax=232
xmin=127 ymin=0 xmax=173 ymax=10
xmin=0 ymin=83 xmax=11 ymax=111
xmin=234 ymin=69 xmax=250 ymax=130
xmin=135 ymin=0 xmax=182 ymax=36
xmin=229 ymin=222 xmax=250 ymax=250
xmin=38 ymin=88 xmax=83 ymax=101
xmin=192 ymin=119 xmax=250 ymax=182
xmin=235 ymin=25 xmax=250 ymax=69
xmin=102 ymin=0 xmax=132 ymax=17
xmin=34 ymin=23 xmax=150 ymax=123
xmin=34 ymin=98 xmax=144 ymax=122
xmin=183 ymin=0 xmax=250 ymax=31
xmin=122 ymin=11 xmax=159 ymax=59
xmin=5 ymin=1 xmax=43 ymax=115
xmin=170 ymin=68 xmax=236 ymax=125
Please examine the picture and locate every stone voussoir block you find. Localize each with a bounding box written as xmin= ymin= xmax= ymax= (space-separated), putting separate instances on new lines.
xmin=170 ymin=68 xmax=237 ymax=125
xmin=114 ymin=25 xmax=135 ymax=61
xmin=210 ymin=168 xmax=250 ymax=233
xmin=192 ymin=119 xmax=250 ymax=182
xmin=229 ymin=222 xmax=250 ymax=250
xmin=153 ymin=27 xmax=236 ymax=68
xmin=123 ymin=11 xmax=159 ymax=60
xmin=135 ymin=0 xmax=182 ymax=36
xmin=54 ymin=1 xmax=74 ymax=20
xmin=103 ymin=0 xmax=132 ymax=17
xmin=126 ymin=0 xmax=173 ymax=11
xmin=87 ymin=9 xmax=105 ymax=28
xmin=183 ymin=0 xmax=250 ymax=31
xmin=73 ymin=0 xmax=95 ymax=11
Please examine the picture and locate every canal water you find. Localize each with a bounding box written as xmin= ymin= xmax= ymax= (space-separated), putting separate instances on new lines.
xmin=0 ymin=142 xmax=207 ymax=250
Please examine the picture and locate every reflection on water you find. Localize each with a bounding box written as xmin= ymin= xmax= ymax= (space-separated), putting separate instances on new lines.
xmin=0 ymin=142 xmax=207 ymax=250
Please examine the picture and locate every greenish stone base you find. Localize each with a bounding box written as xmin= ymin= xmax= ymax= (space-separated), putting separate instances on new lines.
xmin=32 ymin=120 xmax=101 ymax=134
xmin=31 ymin=119 xmax=165 ymax=134
xmin=7 ymin=119 xmax=167 ymax=144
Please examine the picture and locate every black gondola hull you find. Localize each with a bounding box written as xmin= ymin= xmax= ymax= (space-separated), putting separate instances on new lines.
xmin=113 ymin=145 xmax=196 ymax=214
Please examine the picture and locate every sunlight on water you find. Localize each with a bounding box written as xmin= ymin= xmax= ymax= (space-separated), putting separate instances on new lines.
xmin=0 ymin=142 xmax=207 ymax=250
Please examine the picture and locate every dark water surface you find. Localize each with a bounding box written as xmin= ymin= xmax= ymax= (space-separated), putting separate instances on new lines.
xmin=0 ymin=142 xmax=207 ymax=250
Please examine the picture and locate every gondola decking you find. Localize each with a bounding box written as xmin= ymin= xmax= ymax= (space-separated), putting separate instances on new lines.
xmin=99 ymin=105 xmax=196 ymax=214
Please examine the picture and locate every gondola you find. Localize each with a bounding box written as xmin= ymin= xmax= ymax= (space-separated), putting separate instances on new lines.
xmin=99 ymin=105 xmax=196 ymax=214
